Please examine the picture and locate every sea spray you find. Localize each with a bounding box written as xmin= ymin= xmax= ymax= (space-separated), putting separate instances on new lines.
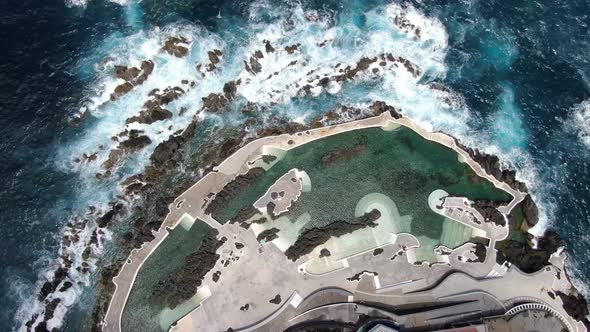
xmin=569 ymin=99 xmax=590 ymax=149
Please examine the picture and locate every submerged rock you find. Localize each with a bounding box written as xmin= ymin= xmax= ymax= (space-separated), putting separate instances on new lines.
xmin=320 ymin=135 xmax=367 ymax=166
xmin=261 ymin=155 xmax=277 ymax=164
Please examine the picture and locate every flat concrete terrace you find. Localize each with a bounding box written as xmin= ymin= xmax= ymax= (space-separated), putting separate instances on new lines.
xmin=104 ymin=112 xmax=541 ymax=332
xmin=168 ymin=220 xmax=583 ymax=331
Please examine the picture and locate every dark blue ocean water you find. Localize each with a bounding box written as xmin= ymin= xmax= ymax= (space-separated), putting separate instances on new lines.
xmin=0 ymin=0 xmax=589 ymax=330
xmin=0 ymin=0 xmax=122 ymax=328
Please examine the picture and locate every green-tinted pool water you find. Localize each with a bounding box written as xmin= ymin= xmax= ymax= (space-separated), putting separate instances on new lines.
xmin=121 ymin=221 xmax=214 ymax=332
xmin=217 ymin=126 xmax=511 ymax=249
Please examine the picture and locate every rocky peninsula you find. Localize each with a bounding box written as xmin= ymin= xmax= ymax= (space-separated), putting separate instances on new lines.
xmin=96 ymin=108 xmax=587 ymax=332
xmin=24 ymin=25 xmax=588 ymax=331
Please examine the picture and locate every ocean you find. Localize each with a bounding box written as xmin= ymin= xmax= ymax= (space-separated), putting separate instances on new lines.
xmin=0 ymin=0 xmax=588 ymax=330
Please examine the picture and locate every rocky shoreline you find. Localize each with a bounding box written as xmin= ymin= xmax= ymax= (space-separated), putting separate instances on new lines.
xmin=21 ymin=6 xmax=589 ymax=330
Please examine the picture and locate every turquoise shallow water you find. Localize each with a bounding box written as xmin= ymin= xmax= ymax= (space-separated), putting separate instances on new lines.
xmin=1 ymin=0 xmax=589 ymax=330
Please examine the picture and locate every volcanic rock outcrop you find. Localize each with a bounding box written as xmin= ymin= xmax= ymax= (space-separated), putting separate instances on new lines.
xmin=126 ymin=86 xmax=185 ymax=125
xmin=256 ymin=228 xmax=280 ymax=242
xmin=393 ymin=14 xmax=421 ymax=38
xmin=202 ymin=80 xmax=240 ymax=113
xmin=205 ymin=167 xmax=266 ymax=221
xmin=454 ymin=140 xmax=529 ymax=193
xmin=285 ymin=209 xmax=381 ymax=261
xmin=496 ymin=230 xmax=563 ymax=273
xmin=472 ymin=200 xmax=506 ymax=226
xmin=150 ymin=231 xmax=224 ymax=308
xmin=161 ymin=36 xmax=190 ymax=58
xmin=110 ymin=60 xmax=155 ymax=100
xmin=103 ymin=130 xmax=152 ymax=170
xmin=228 ymin=205 xmax=260 ymax=228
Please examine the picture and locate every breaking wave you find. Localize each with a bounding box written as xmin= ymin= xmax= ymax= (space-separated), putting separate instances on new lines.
xmin=568 ymin=99 xmax=590 ymax=149
xmin=65 ymin=0 xmax=130 ymax=8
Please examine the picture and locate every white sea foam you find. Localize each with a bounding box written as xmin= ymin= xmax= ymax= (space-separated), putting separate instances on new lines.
xmin=14 ymin=209 xmax=112 ymax=330
xmin=109 ymin=0 xmax=129 ymax=5
xmin=64 ymin=0 xmax=130 ymax=8
xmin=59 ymin=24 xmax=227 ymax=175
xmin=567 ymin=237 xmax=590 ymax=299
xmin=568 ymin=99 xmax=590 ymax=149
xmin=485 ymin=83 xmax=553 ymax=233
xmin=492 ymin=83 xmax=527 ymax=151
xmin=64 ymin=0 xmax=88 ymax=8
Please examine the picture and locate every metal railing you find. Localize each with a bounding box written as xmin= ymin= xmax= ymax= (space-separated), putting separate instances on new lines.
xmin=505 ymin=302 xmax=573 ymax=332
